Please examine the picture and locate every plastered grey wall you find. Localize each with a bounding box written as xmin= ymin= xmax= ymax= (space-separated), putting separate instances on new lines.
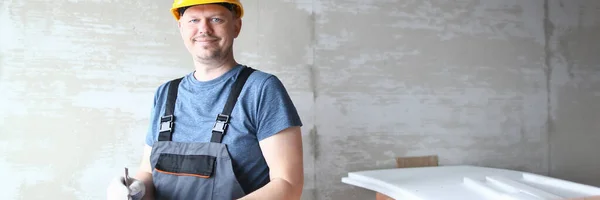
xmin=0 ymin=0 xmax=598 ymax=200
xmin=547 ymin=0 xmax=600 ymax=188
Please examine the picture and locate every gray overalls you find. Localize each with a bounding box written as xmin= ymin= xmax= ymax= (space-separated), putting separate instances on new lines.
xmin=149 ymin=67 xmax=255 ymax=200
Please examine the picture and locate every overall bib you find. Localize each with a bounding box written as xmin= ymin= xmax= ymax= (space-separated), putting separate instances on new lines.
xmin=149 ymin=67 xmax=255 ymax=200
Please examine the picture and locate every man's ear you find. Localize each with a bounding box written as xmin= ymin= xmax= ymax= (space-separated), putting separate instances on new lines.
xmin=177 ymin=20 xmax=185 ymax=36
xmin=233 ymin=19 xmax=242 ymax=38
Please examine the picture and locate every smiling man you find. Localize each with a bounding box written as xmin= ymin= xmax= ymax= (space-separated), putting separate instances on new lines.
xmin=106 ymin=1 xmax=304 ymax=200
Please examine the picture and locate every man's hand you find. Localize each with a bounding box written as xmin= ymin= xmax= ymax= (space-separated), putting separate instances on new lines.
xmin=107 ymin=145 xmax=155 ymax=200
xmin=106 ymin=174 xmax=146 ymax=200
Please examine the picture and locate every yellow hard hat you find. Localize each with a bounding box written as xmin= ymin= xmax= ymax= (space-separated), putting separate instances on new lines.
xmin=171 ymin=0 xmax=244 ymax=20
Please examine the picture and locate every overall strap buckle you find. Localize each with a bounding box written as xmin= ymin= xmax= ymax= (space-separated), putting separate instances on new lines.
xmin=159 ymin=115 xmax=174 ymax=133
xmin=158 ymin=115 xmax=174 ymax=141
xmin=210 ymin=114 xmax=230 ymax=143
xmin=209 ymin=66 xmax=255 ymax=143
xmin=157 ymin=77 xmax=183 ymax=142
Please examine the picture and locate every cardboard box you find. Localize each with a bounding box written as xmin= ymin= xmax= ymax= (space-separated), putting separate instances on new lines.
xmin=375 ymin=155 xmax=439 ymax=200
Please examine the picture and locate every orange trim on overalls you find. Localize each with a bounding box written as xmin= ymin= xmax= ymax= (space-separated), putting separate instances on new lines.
xmin=156 ymin=168 xmax=211 ymax=179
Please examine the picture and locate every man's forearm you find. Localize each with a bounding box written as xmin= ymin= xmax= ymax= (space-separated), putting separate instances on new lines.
xmin=238 ymin=178 xmax=302 ymax=200
xmin=134 ymin=171 xmax=155 ymax=200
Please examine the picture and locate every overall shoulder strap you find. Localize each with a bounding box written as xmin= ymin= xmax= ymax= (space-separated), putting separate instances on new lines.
xmin=211 ymin=66 xmax=256 ymax=143
xmin=158 ymin=77 xmax=183 ymax=141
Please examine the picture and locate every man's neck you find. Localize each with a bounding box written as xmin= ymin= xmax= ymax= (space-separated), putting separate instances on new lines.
xmin=193 ymin=58 xmax=238 ymax=81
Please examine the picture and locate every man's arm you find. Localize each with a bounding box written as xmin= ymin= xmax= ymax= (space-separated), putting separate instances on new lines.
xmin=239 ymin=126 xmax=304 ymax=200
xmin=134 ymin=145 xmax=155 ymax=200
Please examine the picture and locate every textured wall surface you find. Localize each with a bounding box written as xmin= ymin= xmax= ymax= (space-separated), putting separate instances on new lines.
xmin=547 ymin=0 xmax=600 ymax=188
xmin=0 ymin=0 xmax=598 ymax=200
xmin=314 ymin=0 xmax=549 ymax=199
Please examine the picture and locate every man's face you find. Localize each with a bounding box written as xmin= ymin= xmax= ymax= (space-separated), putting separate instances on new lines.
xmin=178 ymin=4 xmax=241 ymax=63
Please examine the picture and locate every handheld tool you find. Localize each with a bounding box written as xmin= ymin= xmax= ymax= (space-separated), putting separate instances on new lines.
xmin=125 ymin=167 xmax=132 ymax=200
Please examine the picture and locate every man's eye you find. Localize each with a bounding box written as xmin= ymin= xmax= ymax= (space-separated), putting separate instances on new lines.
xmin=211 ymin=18 xmax=223 ymax=23
xmin=189 ymin=19 xmax=199 ymax=23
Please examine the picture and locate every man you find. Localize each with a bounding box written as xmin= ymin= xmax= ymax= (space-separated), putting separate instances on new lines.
xmin=106 ymin=0 xmax=304 ymax=199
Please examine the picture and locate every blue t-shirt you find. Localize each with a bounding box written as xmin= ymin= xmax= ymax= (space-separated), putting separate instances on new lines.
xmin=145 ymin=64 xmax=303 ymax=194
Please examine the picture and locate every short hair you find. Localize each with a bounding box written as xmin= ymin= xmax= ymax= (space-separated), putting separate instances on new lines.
xmin=178 ymin=3 xmax=239 ymax=19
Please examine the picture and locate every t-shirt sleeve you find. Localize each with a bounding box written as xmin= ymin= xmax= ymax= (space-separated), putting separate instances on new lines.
xmin=145 ymin=85 xmax=164 ymax=146
xmin=255 ymin=75 xmax=303 ymax=141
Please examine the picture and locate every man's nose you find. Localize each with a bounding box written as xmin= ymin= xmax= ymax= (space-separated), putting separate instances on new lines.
xmin=197 ymin=19 xmax=213 ymax=35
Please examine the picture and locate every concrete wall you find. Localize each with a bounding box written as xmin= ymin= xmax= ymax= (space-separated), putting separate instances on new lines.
xmin=547 ymin=0 xmax=600 ymax=188
xmin=0 ymin=0 xmax=598 ymax=199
